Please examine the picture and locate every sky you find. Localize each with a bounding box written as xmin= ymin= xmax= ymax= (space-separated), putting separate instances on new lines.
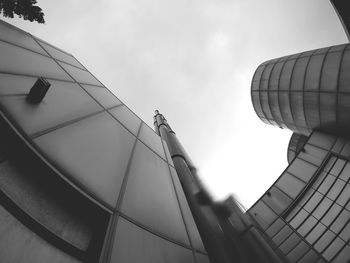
xmin=3 ymin=0 xmax=348 ymax=209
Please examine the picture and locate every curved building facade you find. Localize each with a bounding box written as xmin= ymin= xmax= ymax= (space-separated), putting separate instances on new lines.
xmin=251 ymin=43 xmax=350 ymax=137
xmin=249 ymin=132 xmax=350 ymax=263
xmin=287 ymin=133 xmax=308 ymax=164
xmin=0 ymin=20 xmax=209 ymax=263
xmin=249 ymin=5 xmax=350 ymax=260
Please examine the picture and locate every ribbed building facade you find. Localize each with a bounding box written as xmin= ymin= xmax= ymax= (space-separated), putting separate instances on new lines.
xmin=251 ymin=43 xmax=350 ymax=136
xmin=248 ymin=2 xmax=350 ymax=262
xmin=249 ymin=10 xmax=350 ymax=260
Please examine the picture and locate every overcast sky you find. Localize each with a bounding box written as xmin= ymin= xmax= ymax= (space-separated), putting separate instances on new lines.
xmin=4 ymin=0 xmax=348 ymax=209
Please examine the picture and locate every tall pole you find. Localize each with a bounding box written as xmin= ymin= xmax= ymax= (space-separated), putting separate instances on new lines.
xmin=154 ymin=110 xmax=237 ymax=263
xmin=154 ymin=111 xmax=286 ymax=263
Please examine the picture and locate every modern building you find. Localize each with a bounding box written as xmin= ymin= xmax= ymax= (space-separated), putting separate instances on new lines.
xmin=0 ymin=18 xmax=288 ymax=263
xmin=249 ymin=43 xmax=350 ymax=262
xmin=0 ymin=19 xmax=210 ymax=262
xmin=246 ymin=2 xmax=350 ymax=262
xmin=1 ymin=1 xmax=350 ymax=263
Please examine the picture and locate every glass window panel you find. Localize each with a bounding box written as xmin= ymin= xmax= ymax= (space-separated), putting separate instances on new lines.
xmin=261 ymin=91 xmax=274 ymax=120
xmin=304 ymin=192 xmax=323 ymax=213
xmin=336 ymin=184 xmax=350 ymax=206
xmin=81 ymin=85 xmax=122 ymax=109
xmin=269 ymin=186 xmax=293 ymax=212
xmin=251 ymin=92 xmax=265 ymax=118
xmin=314 ymin=230 xmax=336 ymax=253
xmin=339 ymin=50 xmax=350 ymax=92
xmin=111 ymin=217 xmax=194 ymax=263
xmin=108 ymin=105 xmax=141 ymax=136
xmin=298 ymin=216 xmax=318 ymax=237
xmin=338 ymin=94 xmax=350 ymax=128
xmin=320 ymin=93 xmax=336 ymax=128
xmin=289 ymin=158 xmax=317 ymax=182
xmin=332 ymin=245 xmax=350 ymax=263
xmin=320 ymin=51 xmax=342 ymax=91
xmin=321 ymin=203 xmax=342 ymax=226
xmin=278 ymin=92 xmax=295 ymax=128
xmin=0 ymin=41 xmax=72 ymax=81
xmin=272 ymin=224 xmax=293 ymax=246
xmin=290 ymin=92 xmax=307 ymax=128
xmin=121 ymin=141 xmax=189 ymax=245
xmin=327 ymin=179 xmax=345 ymax=200
xmin=290 ymin=209 xmax=309 ymax=229
xmin=0 ymin=205 xmax=79 ymax=263
xmin=169 ymin=167 xmax=205 ymax=252
xmin=266 ymin=218 xmax=285 ymax=238
xmin=286 ymin=205 xmax=301 ymax=222
xmin=250 ymin=201 xmax=277 ymax=230
xmin=330 ymin=158 xmax=346 ymax=176
xmin=308 ymin=132 xmax=335 ymax=150
xmin=58 ymin=61 xmax=102 ymax=86
xmin=287 ymin=241 xmax=309 ymax=262
xmin=0 ymin=23 xmax=46 ymax=55
xmin=291 ymin=57 xmax=309 ymax=91
xmin=34 ymin=112 xmax=136 ymax=207
xmin=268 ymin=91 xmax=284 ymax=124
xmin=263 ymin=196 xmax=281 ymax=214
xmin=306 ymin=222 xmax=327 ymax=245
xmin=339 ymin=221 xmax=350 ymax=241
xmin=138 ymin=123 xmax=166 ymax=160
xmin=305 ymin=54 xmax=325 ymax=91
xmin=252 ymin=65 xmax=265 ymax=86
xmin=318 ymin=175 xmax=336 ymax=194
xmin=276 ymin=173 xmax=305 ymax=199
xmin=260 ymin=64 xmax=274 ymax=90
xmin=339 ymin=163 xmax=350 ymax=182
xmin=332 ymin=138 xmax=346 ymax=153
xmin=279 ymin=233 xmax=301 ymax=254
xmin=322 ymin=237 xmax=345 ymax=261
xmin=288 ymin=150 xmax=295 ymax=164
xmin=304 ymin=92 xmax=320 ymax=127
xmin=270 ymin=62 xmax=284 ymax=90
xmin=251 ymin=80 xmax=260 ymax=91
xmin=0 ymin=80 xmax=102 ymax=135
xmin=280 ymin=59 xmax=296 ymax=90
xmin=299 ymin=188 xmax=315 ymax=207
xmin=331 ymin=209 xmax=350 ymax=234
xmin=340 ymin=141 xmax=350 ymax=158
xmin=0 ymin=73 xmax=38 ymax=95
xmin=298 ymin=249 xmax=319 ymax=263
xmin=313 ymin=172 xmax=329 ymax=190
xmin=323 ymin=156 xmax=337 ymax=173
xmin=313 ymin=197 xmax=332 ymax=219
xmin=37 ymin=40 xmax=85 ymax=69
xmin=298 ymin=145 xmax=327 ymax=167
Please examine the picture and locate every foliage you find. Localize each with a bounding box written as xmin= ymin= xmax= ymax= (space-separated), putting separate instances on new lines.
xmin=0 ymin=0 xmax=45 ymax=23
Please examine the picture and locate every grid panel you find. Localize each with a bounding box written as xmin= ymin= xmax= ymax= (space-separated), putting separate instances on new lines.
xmin=285 ymin=155 xmax=350 ymax=262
